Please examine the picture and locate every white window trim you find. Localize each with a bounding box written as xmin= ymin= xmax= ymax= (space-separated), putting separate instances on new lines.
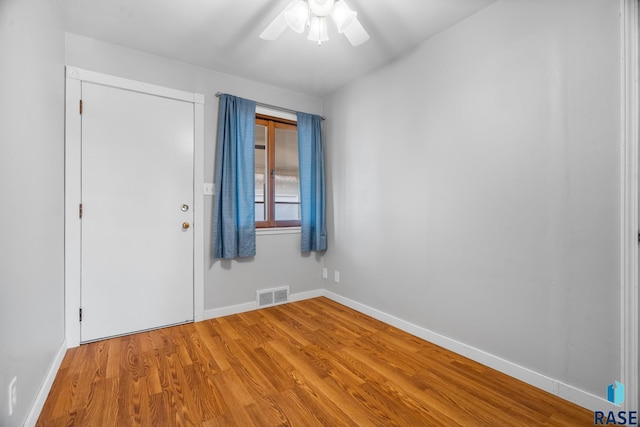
xmin=256 ymin=105 xmax=297 ymax=122
xmin=256 ymin=227 xmax=301 ymax=236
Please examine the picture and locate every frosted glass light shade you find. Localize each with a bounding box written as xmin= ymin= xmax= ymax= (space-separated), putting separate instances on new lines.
xmin=284 ymin=1 xmax=309 ymax=33
xmin=307 ymin=16 xmax=329 ymax=42
xmin=330 ymin=0 xmax=356 ymax=33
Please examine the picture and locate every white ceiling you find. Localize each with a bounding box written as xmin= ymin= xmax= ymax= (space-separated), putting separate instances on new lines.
xmin=55 ymin=0 xmax=498 ymax=97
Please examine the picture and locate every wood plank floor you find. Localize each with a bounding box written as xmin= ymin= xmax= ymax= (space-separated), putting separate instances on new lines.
xmin=37 ymin=297 xmax=592 ymax=426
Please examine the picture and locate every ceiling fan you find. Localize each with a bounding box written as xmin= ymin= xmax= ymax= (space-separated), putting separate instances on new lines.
xmin=259 ymin=0 xmax=369 ymax=47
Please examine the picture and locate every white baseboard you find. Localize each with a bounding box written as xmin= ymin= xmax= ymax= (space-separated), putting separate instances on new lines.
xmin=204 ymin=301 xmax=257 ymax=319
xmin=323 ymin=290 xmax=610 ymax=412
xmin=288 ymin=288 xmax=324 ymax=302
xmin=203 ymin=288 xmax=325 ymax=320
xmin=24 ymin=339 xmax=67 ymax=427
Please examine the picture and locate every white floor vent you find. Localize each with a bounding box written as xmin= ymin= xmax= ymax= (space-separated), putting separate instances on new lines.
xmin=257 ymin=286 xmax=290 ymax=308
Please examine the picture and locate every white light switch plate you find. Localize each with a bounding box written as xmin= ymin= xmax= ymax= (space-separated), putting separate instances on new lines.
xmin=203 ymin=183 xmax=214 ymax=196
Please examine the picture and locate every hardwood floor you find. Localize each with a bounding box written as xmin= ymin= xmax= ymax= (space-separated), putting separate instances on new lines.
xmin=37 ymin=297 xmax=592 ymax=426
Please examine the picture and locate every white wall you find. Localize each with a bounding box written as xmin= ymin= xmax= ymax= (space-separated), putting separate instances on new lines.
xmin=0 ymin=0 xmax=66 ymax=425
xmin=322 ymin=0 xmax=620 ymax=398
xmin=65 ymin=34 xmax=324 ymax=311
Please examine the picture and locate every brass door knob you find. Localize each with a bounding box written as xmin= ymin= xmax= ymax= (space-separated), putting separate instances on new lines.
xmin=182 ymin=222 xmax=190 ymax=230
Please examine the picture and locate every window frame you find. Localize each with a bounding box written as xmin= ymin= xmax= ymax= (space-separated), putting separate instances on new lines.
xmin=255 ymin=114 xmax=301 ymax=229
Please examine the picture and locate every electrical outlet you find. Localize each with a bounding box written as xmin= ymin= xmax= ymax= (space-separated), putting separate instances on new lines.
xmin=322 ymin=268 xmax=328 ymax=279
xmin=8 ymin=377 xmax=16 ymax=416
xmin=334 ymin=271 xmax=340 ymax=283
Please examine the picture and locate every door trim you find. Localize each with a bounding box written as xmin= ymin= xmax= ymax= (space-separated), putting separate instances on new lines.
xmin=64 ymin=67 xmax=205 ymax=347
xmin=620 ymin=0 xmax=639 ymax=411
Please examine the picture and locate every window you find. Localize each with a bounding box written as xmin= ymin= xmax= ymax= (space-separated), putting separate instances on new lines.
xmin=255 ymin=114 xmax=300 ymax=228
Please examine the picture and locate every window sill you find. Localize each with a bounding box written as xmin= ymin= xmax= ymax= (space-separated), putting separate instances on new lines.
xmin=256 ymin=227 xmax=301 ymax=236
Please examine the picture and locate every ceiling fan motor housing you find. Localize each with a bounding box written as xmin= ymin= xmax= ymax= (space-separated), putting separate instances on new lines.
xmin=309 ymin=0 xmax=336 ymax=17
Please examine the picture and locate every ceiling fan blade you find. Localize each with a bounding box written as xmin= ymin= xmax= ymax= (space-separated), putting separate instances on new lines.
xmin=259 ymin=1 xmax=296 ymax=40
xmin=343 ymin=18 xmax=369 ymax=46
xmin=259 ymin=12 xmax=288 ymax=40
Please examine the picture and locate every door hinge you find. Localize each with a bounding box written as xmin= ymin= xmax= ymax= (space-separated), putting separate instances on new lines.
xmin=79 ymin=203 xmax=83 ymax=219
xmin=79 ymin=308 xmax=83 ymax=322
xmin=79 ymin=99 xmax=83 ymax=115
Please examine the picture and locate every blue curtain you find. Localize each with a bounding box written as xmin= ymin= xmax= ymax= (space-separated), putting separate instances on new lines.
xmin=213 ymin=94 xmax=257 ymax=259
xmin=297 ymin=112 xmax=327 ymax=252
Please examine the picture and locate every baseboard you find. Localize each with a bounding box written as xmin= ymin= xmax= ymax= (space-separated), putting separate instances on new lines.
xmin=323 ymin=290 xmax=610 ymax=412
xmin=24 ymin=339 xmax=67 ymax=427
xmin=203 ymin=288 xmax=324 ymax=320
xmin=288 ymin=288 xmax=324 ymax=302
xmin=203 ymin=301 xmax=256 ymax=319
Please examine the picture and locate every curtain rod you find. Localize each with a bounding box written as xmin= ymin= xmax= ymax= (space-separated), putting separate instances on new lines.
xmin=215 ymin=92 xmax=325 ymax=121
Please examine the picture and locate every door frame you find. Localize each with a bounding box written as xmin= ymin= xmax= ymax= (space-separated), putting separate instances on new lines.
xmin=64 ymin=67 xmax=205 ymax=348
xmin=621 ymin=0 xmax=639 ymax=411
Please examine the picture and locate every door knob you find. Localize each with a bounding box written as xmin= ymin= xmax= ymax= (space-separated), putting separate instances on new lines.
xmin=181 ymin=204 xmax=189 ymax=212
xmin=182 ymin=222 xmax=190 ymax=230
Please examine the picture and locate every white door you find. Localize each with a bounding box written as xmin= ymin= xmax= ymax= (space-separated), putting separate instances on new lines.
xmin=80 ymin=82 xmax=194 ymax=343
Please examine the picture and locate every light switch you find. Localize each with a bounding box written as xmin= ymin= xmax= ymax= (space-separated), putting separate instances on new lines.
xmin=203 ymin=183 xmax=214 ymax=196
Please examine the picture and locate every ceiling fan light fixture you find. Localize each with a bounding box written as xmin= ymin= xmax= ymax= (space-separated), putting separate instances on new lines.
xmin=308 ymin=0 xmax=335 ymax=17
xmin=284 ymin=0 xmax=309 ymax=33
xmin=307 ymin=16 xmax=329 ymax=45
xmin=330 ymin=0 xmax=357 ymax=33
xmin=261 ymin=0 xmax=369 ymax=46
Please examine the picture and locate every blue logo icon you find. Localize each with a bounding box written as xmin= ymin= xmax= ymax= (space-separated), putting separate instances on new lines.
xmin=607 ymin=381 xmax=625 ymax=406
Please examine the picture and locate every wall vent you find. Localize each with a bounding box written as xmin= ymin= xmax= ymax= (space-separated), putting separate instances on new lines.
xmin=273 ymin=288 xmax=288 ymax=304
xmin=259 ymin=291 xmax=274 ymax=307
xmin=257 ymin=286 xmax=290 ymax=308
